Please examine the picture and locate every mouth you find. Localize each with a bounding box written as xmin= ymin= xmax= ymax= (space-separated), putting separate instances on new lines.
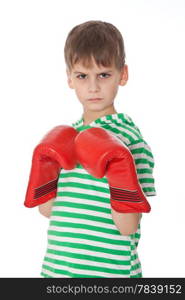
xmin=88 ymin=98 xmax=103 ymax=101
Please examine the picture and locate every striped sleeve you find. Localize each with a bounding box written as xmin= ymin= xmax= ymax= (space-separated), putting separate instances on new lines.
xmin=128 ymin=139 xmax=156 ymax=197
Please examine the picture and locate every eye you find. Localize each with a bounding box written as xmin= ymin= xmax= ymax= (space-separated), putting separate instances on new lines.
xmin=99 ymin=73 xmax=111 ymax=78
xmin=77 ymin=74 xmax=86 ymax=79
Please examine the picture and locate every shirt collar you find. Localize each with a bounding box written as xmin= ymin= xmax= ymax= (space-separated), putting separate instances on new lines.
xmin=72 ymin=112 xmax=133 ymax=130
xmin=72 ymin=113 xmax=114 ymax=129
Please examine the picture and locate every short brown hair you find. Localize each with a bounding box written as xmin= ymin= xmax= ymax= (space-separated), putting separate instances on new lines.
xmin=64 ymin=20 xmax=125 ymax=72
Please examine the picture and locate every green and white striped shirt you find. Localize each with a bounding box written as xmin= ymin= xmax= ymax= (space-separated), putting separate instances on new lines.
xmin=41 ymin=113 xmax=156 ymax=278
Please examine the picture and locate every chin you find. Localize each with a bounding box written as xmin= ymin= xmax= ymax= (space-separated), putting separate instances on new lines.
xmin=87 ymin=106 xmax=106 ymax=112
xmin=86 ymin=103 xmax=106 ymax=109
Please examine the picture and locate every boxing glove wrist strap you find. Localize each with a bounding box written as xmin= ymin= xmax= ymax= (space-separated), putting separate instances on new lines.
xmin=34 ymin=177 xmax=58 ymax=200
xmin=110 ymin=186 xmax=141 ymax=203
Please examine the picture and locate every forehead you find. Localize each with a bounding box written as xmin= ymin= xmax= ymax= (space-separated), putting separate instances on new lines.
xmin=71 ymin=57 xmax=117 ymax=73
xmin=72 ymin=63 xmax=116 ymax=73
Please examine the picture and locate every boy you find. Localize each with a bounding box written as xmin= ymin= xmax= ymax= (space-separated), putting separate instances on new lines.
xmin=27 ymin=20 xmax=156 ymax=277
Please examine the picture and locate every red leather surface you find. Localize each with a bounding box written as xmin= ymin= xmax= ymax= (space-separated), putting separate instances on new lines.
xmin=75 ymin=127 xmax=151 ymax=213
xmin=24 ymin=125 xmax=78 ymax=208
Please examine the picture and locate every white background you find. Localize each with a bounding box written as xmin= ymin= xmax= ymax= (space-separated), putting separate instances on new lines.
xmin=0 ymin=0 xmax=185 ymax=277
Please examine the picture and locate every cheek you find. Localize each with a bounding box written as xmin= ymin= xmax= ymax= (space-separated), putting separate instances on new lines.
xmin=107 ymin=81 xmax=119 ymax=95
xmin=74 ymin=85 xmax=85 ymax=101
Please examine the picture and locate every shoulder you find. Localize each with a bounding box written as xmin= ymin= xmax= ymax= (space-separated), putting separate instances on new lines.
xmin=105 ymin=113 xmax=155 ymax=168
xmin=71 ymin=116 xmax=83 ymax=130
xmin=97 ymin=113 xmax=144 ymax=146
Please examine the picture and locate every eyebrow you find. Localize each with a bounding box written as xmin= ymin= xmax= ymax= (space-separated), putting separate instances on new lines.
xmin=73 ymin=70 xmax=113 ymax=74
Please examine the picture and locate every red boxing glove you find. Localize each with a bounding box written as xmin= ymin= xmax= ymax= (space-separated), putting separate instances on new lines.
xmin=75 ymin=127 xmax=151 ymax=213
xmin=24 ymin=125 xmax=78 ymax=208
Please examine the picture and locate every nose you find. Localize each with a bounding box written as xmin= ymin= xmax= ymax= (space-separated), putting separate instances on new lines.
xmin=88 ymin=77 xmax=100 ymax=93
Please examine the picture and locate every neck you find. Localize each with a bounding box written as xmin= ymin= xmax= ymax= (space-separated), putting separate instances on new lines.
xmin=82 ymin=106 xmax=117 ymax=126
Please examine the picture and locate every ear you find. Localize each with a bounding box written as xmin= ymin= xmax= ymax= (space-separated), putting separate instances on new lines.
xmin=119 ymin=64 xmax=129 ymax=86
xmin=66 ymin=68 xmax=74 ymax=89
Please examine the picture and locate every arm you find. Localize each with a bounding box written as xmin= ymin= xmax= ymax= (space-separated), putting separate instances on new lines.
xmin=38 ymin=198 xmax=55 ymax=218
xmin=111 ymin=209 xmax=141 ymax=235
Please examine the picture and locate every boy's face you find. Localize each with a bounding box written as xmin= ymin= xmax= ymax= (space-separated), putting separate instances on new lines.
xmin=66 ymin=57 xmax=128 ymax=114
